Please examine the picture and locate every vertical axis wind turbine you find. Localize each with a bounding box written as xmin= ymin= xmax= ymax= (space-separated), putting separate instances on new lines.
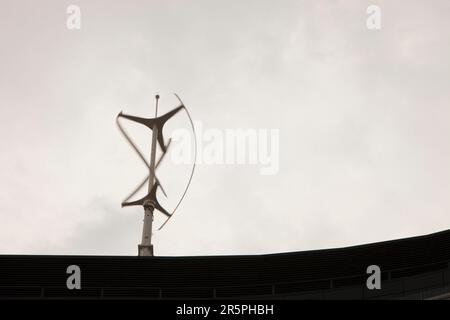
xmin=116 ymin=94 xmax=196 ymax=256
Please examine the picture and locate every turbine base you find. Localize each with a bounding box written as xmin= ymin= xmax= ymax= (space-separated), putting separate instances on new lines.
xmin=138 ymin=244 xmax=154 ymax=256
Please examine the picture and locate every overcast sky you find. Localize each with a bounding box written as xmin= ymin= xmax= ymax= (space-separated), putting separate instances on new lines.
xmin=1 ymin=0 xmax=450 ymax=256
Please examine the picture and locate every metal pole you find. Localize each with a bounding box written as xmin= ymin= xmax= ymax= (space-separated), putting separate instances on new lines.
xmin=138 ymin=95 xmax=159 ymax=256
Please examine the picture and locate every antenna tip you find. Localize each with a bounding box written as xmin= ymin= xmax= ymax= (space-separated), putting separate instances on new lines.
xmin=155 ymin=94 xmax=160 ymax=100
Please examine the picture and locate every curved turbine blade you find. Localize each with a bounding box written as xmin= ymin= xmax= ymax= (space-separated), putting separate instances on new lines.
xmin=157 ymin=94 xmax=196 ymax=231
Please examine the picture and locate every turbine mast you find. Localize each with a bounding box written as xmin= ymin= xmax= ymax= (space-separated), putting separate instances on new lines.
xmin=138 ymin=94 xmax=159 ymax=256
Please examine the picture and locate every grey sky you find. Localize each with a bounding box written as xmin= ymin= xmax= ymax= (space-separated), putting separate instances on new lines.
xmin=1 ymin=0 xmax=450 ymax=256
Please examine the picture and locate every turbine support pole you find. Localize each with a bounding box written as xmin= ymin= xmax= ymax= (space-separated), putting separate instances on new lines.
xmin=138 ymin=95 xmax=160 ymax=257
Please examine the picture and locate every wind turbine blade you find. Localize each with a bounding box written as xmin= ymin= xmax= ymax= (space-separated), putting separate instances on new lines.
xmin=157 ymin=94 xmax=196 ymax=231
